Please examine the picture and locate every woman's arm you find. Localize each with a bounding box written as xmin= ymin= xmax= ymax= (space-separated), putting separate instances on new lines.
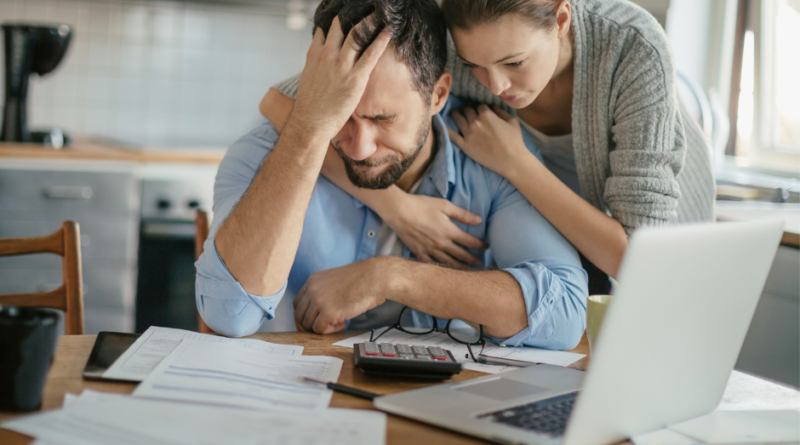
xmin=505 ymin=148 xmax=628 ymax=279
xmin=259 ymin=88 xmax=293 ymax=132
xmin=449 ymin=105 xmax=628 ymax=279
xmin=259 ymin=88 xmax=488 ymax=267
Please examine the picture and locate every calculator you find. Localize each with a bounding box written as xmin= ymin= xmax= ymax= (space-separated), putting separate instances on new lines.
xmin=353 ymin=342 xmax=463 ymax=380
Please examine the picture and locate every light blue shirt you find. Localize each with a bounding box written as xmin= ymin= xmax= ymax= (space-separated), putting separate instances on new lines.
xmin=195 ymin=97 xmax=588 ymax=350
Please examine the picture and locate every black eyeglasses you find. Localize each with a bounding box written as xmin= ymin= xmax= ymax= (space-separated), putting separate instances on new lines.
xmin=369 ymin=306 xmax=486 ymax=362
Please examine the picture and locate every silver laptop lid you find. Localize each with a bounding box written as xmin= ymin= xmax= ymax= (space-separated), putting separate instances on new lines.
xmin=563 ymin=220 xmax=784 ymax=445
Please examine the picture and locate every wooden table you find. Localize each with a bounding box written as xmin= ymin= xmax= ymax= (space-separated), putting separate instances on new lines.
xmin=2 ymin=331 xmax=796 ymax=444
xmin=0 ymin=331 xmax=589 ymax=444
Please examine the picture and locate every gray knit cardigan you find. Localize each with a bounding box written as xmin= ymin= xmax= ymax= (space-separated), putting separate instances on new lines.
xmin=274 ymin=0 xmax=716 ymax=235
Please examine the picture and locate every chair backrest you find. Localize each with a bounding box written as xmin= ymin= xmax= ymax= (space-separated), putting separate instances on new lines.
xmin=194 ymin=210 xmax=213 ymax=334
xmin=0 ymin=221 xmax=85 ymax=335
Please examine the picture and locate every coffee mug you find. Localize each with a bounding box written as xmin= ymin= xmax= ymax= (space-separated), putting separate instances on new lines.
xmin=586 ymin=295 xmax=612 ymax=354
xmin=0 ymin=306 xmax=60 ymax=412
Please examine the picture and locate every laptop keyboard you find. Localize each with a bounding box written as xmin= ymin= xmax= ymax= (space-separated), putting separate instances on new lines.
xmin=478 ymin=392 xmax=578 ymax=437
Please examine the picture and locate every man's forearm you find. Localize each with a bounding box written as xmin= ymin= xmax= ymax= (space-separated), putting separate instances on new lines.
xmin=384 ymin=258 xmax=528 ymax=339
xmin=215 ymin=15 xmax=392 ymax=297
xmin=215 ymin=122 xmax=330 ymax=296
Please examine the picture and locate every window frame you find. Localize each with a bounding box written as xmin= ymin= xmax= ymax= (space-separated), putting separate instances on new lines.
xmin=728 ymin=0 xmax=800 ymax=172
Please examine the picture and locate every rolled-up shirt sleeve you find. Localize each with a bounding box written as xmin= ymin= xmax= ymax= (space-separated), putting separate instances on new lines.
xmin=194 ymin=121 xmax=289 ymax=338
xmin=484 ymin=175 xmax=589 ymax=350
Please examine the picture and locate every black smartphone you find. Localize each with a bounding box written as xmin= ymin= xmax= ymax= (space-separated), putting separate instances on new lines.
xmin=82 ymin=331 xmax=141 ymax=382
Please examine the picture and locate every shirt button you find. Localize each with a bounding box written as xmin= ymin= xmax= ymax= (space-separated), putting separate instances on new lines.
xmin=368 ymin=230 xmax=376 ymax=238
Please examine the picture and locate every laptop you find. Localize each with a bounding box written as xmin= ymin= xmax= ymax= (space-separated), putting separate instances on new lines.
xmin=375 ymin=220 xmax=784 ymax=445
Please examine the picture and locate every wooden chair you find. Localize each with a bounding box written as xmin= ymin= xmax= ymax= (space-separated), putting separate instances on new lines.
xmin=0 ymin=221 xmax=85 ymax=335
xmin=194 ymin=210 xmax=213 ymax=334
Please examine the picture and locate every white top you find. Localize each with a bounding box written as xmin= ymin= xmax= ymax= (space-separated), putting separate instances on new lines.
xmin=518 ymin=119 xmax=581 ymax=197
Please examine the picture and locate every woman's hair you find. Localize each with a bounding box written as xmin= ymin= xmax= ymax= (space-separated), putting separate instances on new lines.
xmin=440 ymin=0 xmax=562 ymax=32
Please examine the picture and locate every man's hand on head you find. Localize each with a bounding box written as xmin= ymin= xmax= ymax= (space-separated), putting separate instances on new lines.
xmin=288 ymin=15 xmax=392 ymax=141
xmin=293 ymin=257 xmax=397 ymax=334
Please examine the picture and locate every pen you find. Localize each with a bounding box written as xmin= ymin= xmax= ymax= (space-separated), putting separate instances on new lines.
xmin=477 ymin=354 xmax=540 ymax=368
xmin=300 ymin=377 xmax=380 ymax=401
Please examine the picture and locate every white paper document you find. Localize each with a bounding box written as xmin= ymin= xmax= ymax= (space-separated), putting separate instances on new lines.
xmin=333 ymin=328 xmax=584 ymax=374
xmin=632 ymin=428 xmax=705 ymax=445
xmin=103 ymin=326 xmax=303 ymax=382
xmin=669 ymin=410 xmax=800 ymax=443
xmin=4 ymin=390 xmax=386 ymax=445
xmin=133 ymin=340 xmax=342 ymax=411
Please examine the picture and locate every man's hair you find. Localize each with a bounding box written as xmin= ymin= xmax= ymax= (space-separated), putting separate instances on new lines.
xmin=312 ymin=0 xmax=447 ymax=99
xmin=441 ymin=0 xmax=562 ymax=32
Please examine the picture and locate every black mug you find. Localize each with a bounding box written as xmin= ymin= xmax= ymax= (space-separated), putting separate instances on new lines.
xmin=0 ymin=306 xmax=60 ymax=412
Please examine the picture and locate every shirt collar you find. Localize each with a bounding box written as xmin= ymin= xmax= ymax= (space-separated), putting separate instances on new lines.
xmin=428 ymin=113 xmax=457 ymax=199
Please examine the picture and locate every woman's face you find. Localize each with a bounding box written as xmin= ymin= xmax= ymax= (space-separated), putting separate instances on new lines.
xmin=451 ymin=13 xmax=563 ymax=109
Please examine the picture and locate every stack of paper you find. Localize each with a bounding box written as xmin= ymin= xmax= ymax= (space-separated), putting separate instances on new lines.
xmin=633 ymin=410 xmax=800 ymax=445
xmin=333 ymin=328 xmax=585 ymax=374
xmin=4 ymin=390 xmax=386 ymax=445
xmin=2 ymin=326 xmax=385 ymax=445
xmin=104 ymin=326 xmax=304 ymax=382
xmin=134 ymin=340 xmax=343 ymax=411
xmin=105 ymin=326 xmax=343 ymax=412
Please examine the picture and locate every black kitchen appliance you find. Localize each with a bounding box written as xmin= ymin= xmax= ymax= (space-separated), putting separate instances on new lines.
xmin=1 ymin=23 xmax=72 ymax=146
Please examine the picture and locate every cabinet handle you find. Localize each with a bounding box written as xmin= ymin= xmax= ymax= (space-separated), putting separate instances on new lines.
xmin=43 ymin=186 xmax=93 ymax=199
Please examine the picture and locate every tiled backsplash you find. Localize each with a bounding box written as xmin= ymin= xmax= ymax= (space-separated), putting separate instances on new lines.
xmin=0 ymin=0 xmax=312 ymax=148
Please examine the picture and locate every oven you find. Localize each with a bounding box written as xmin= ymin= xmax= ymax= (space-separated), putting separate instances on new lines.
xmin=135 ymin=164 xmax=216 ymax=333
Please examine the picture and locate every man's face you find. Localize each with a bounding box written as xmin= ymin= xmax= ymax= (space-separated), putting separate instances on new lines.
xmin=330 ymin=47 xmax=432 ymax=189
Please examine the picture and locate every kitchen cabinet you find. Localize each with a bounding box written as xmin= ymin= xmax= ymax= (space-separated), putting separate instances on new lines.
xmin=0 ymin=160 xmax=140 ymax=334
xmin=0 ymin=141 xmax=224 ymax=334
xmin=736 ymin=246 xmax=800 ymax=387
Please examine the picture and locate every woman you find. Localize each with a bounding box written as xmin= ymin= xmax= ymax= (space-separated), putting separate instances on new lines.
xmin=259 ymin=0 xmax=715 ymax=293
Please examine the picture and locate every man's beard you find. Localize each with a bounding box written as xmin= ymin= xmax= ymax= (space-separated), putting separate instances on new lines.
xmin=333 ymin=116 xmax=431 ymax=190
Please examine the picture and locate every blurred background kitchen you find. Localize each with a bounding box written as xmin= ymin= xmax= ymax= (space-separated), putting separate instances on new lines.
xmin=0 ymin=0 xmax=313 ymax=148
xmin=0 ymin=0 xmax=798 ymax=387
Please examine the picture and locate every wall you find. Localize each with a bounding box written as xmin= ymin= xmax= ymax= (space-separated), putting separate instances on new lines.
xmin=0 ymin=0 xmax=312 ymax=148
xmin=666 ymin=0 xmax=738 ymax=109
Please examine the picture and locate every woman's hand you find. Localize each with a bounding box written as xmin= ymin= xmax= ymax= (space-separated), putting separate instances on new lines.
xmin=382 ymin=193 xmax=489 ymax=269
xmin=448 ymin=105 xmax=530 ymax=178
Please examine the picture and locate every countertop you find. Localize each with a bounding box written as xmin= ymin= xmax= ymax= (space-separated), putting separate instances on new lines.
xmin=716 ymin=201 xmax=800 ymax=247
xmin=0 ymin=141 xmax=225 ymax=164
xmin=3 ymin=142 xmax=797 ymax=247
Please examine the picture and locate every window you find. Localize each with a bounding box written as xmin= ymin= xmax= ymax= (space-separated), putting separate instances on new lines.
xmin=731 ymin=0 xmax=800 ymax=172
xmin=765 ymin=0 xmax=800 ymax=151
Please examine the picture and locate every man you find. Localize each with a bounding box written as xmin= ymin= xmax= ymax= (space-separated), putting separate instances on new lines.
xmin=196 ymin=0 xmax=588 ymax=350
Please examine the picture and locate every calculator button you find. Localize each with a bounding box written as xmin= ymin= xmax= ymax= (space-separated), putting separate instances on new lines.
xmin=381 ymin=352 xmax=397 ymax=357
xmin=364 ymin=350 xmax=380 ymax=356
xmin=412 ymin=346 xmax=429 ymax=355
xmin=432 ymin=355 xmax=447 ymax=360
xmin=414 ymin=356 xmax=432 ymax=361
